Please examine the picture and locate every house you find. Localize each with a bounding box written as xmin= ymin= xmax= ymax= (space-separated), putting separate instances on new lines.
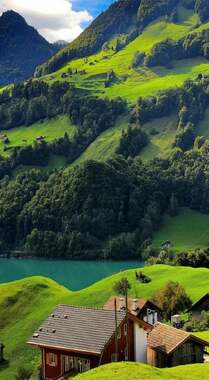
xmin=103 ymin=296 xmax=162 ymax=325
xmin=188 ymin=293 xmax=209 ymax=320
xmin=28 ymin=304 xmax=152 ymax=380
xmin=147 ymin=323 xmax=209 ymax=368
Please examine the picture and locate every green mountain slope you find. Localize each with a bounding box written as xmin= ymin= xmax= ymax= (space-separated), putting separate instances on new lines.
xmin=42 ymin=5 xmax=200 ymax=102
xmin=1 ymin=265 xmax=209 ymax=379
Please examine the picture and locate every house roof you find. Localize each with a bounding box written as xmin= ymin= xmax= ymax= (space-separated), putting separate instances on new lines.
xmin=188 ymin=293 xmax=209 ymax=311
xmin=103 ymin=296 xmax=160 ymax=316
xmin=147 ymin=323 xmax=209 ymax=355
xmin=28 ymin=305 xmax=126 ymax=355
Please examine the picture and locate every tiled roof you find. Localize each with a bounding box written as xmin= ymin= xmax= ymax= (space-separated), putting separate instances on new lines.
xmin=28 ymin=305 xmax=126 ymax=355
xmin=147 ymin=323 xmax=209 ymax=355
xmin=103 ymin=296 xmax=158 ymax=316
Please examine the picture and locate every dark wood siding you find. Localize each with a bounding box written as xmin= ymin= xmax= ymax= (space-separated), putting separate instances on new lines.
xmin=43 ymin=348 xmax=100 ymax=379
xmin=101 ymin=320 xmax=134 ymax=364
xmin=147 ymin=340 xmax=204 ymax=368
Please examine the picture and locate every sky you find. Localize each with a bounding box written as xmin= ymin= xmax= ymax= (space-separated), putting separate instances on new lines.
xmin=0 ymin=0 xmax=115 ymax=43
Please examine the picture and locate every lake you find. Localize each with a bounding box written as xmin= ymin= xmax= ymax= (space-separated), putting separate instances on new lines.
xmin=0 ymin=258 xmax=144 ymax=290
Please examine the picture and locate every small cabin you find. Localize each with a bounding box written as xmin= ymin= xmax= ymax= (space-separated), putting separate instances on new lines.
xmin=104 ymin=296 xmax=162 ymax=325
xmin=147 ymin=323 xmax=209 ymax=368
xmin=189 ymin=293 xmax=209 ymax=320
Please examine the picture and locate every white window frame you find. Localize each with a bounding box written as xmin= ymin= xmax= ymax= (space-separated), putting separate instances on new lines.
xmin=46 ymin=353 xmax=58 ymax=367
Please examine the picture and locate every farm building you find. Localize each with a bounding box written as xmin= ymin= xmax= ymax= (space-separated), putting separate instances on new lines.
xmin=28 ymin=304 xmax=152 ymax=380
xmin=189 ymin=293 xmax=209 ymax=320
xmin=147 ymin=323 xmax=209 ymax=368
xmin=103 ymin=296 xmax=162 ymax=325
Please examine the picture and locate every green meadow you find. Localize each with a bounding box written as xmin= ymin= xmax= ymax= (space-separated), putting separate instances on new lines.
xmin=41 ymin=6 xmax=208 ymax=103
xmin=0 ymin=115 xmax=76 ymax=157
xmin=152 ymin=208 xmax=209 ymax=251
xmin=75 ymin=362 xmax=209 ymax=380
xmin=2 ymin=265 xmax=209 ymax=379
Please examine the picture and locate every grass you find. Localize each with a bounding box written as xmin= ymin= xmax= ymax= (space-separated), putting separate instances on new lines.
xmin=0 ymin=115 xmax=76 ymax=158
xmin=140 ymin=114 xmax=178 ymax=161
xmin=42 ymin=6 xmax=202 ymax=103
xmin=3 ymin=265 xmax=209 ymax=378
xmin=152 ymin=208 xmax=209 ymax=251
xmin=72 ymin=116 xmax=129 ymax=166
xmin=74 ymin=362 xmax=209 ymax=380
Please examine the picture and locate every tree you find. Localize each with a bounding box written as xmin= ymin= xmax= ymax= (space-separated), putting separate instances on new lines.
xmin=113 ymin=278 xmax=131 ymax=296
xmin=153 ymin=281 xmax=192 ymax=320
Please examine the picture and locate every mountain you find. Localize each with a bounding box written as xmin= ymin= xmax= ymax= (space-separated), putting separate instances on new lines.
xmin=36 ymin=0 xmax=209 ymax=76
xmin=1 ymin=0 xmax=209 ymax=259
xmin=0 ymin=10 xmax=57 ymax=86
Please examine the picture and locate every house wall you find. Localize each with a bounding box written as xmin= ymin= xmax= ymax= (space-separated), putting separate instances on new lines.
xmin=43 ymin=348 xmax=100 ymax=380
xmin=101 ymin=320 xmax=134 ymax=364
xmin=147 ymin=341 xmax=204 ymax=368
xmin=139 ymin=302 xmax=161 ymax=324
xmin=134 ymin=323 xmax=147 ymax=363
xmin=171 ymin=342 xmax=204 ymax=366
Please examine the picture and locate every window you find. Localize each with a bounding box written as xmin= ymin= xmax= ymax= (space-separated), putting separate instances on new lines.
xmin=78 ymin=358 xmax=90 ymax=372
xmin=63 ymin=355 xmax=74 ymax=373
xmin=46 ymin=353 xmax=58 ymax=367
xmin=117 ymin=326 xmax=121 ymax=340
xmin=124 ymin=323 xmax=128 ymax=336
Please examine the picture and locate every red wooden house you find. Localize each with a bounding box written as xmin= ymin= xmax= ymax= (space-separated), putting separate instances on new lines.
xmin=28 ymin=304 xmax=152 ymax=380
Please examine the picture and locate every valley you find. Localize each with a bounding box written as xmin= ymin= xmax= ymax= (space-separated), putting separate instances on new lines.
xmin=2 ymin=1 xmax=209 ymax=378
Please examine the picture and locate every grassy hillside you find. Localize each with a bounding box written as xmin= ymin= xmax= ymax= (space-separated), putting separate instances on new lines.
xmin=1 ymin=115 xmax=76 ymax=158
xmin=152 ymin=208 xmax=209 ymax=251
xmin=2 ymin=265 xmax=209 ymax=378
xmin=42 ymin=6 xmax=204 ymax=102
xmin=75 ymin=362 xmax=209 ymax=380
xmin=72 ymin=116 xmax=129 ymax=165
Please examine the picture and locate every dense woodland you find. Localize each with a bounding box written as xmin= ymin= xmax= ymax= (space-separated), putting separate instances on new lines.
xmin=1 ymin=143 xmax=209 ymax=259
xmin=1 ymin=74 xmax=209 ymax=258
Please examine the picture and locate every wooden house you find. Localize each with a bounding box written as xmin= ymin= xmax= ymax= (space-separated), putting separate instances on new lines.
xmin=189 ymin=293 xmax=209 ymax=320
xmin=28 ymin=304 xmax=152 ymax=380
xmin=104 ymin=296 xmax=162 ymax=325
xmin=147 ymin=323 xmax=209 ymax=368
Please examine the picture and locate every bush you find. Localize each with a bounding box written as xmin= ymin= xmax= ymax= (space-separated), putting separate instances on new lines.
xmin=15 ymin=368 xmax=32 ymax=380
xmin=153 ymin=281 xmax=192 ymax=320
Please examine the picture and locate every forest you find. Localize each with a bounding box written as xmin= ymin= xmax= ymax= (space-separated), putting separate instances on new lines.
xmin=1 ymin=141 xmax=209 ymax=259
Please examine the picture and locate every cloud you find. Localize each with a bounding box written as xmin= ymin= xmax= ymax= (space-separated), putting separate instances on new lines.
xmin=0 ymin=0 xmax=93 ymax=42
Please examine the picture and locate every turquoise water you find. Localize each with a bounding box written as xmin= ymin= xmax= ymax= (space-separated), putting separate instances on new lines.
xmin=0 ymin=259 xmax=143 ymax=290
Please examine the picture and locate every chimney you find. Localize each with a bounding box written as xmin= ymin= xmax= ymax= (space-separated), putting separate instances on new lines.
xmin=132 ymin=299 xmax=138 ymax=312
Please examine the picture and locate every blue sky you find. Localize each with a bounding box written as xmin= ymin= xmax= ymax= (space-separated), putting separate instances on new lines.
xmin=72 ymin=0 xmax=115 ymax=17
xmin=0 ymin=0 xmax=116 ymax=42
